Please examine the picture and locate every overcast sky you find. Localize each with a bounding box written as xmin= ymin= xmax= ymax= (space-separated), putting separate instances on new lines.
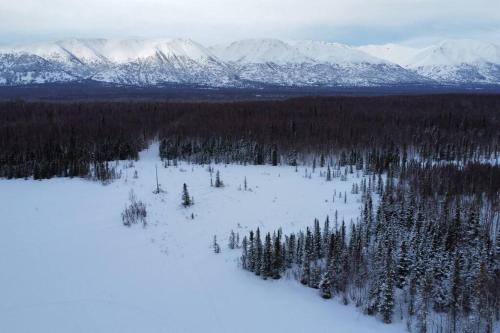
xmin=1 ymin=0 xmax=500 ymax=46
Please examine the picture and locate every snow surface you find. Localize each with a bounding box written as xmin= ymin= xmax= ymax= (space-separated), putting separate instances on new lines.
xmin=210 ymin=39 xmax=313 ymax=64
xmin=0 ymin=144 xmax=406 ymax=333
xmin=357 ymin=43 xmax=421 ymax=67
xmin=358 ymin=39 xmax=500 ymax=68
xmin=290 ymin=40 xmax=386 ymax=64
xmin=406 ymin=39 xmax=500 ymax=67
xmin=211 ymin=39 xmax=385 ymax=65
xmin=2 ymin=38 xmax=217 ymax=64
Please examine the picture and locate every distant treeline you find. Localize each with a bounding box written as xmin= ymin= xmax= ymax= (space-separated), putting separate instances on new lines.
xmin=0 ymin=94 xmax=499 ymax=181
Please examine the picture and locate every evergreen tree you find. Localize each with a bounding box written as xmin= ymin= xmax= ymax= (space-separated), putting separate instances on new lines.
xmin=248 ymin=231 xmax=255 ymax=272
xmin=228 ymin=230 xmax=236 ymax=249
xmin=300 ymin=230 xmax=312 ymax=285
xmin=241 ymin=236 xmax=248 ymax=269
xmin=313 ymin=218 xmax=322 ymax=260
xmin=322 ymin=216 xmax=330 ymax=259
xmin=261 ymin=232 xmax=272 ymax=279
xmin=396 ymin=241 xmax=411 ymax=288
xmin=254 ymin=228 xmax=263 ymax=276
xmin=182 ymin=183 xmax=192 ymax=207
xmin=432 ymin=255 xmax=449 ymax=313
xmin=326 ymin=165 xmax=332 ymax=181
xmin=213 ymin=235 xmax=220 ymax=253
xmin=309 ymin=264 xmax=321 ymax=289
xmin=363 ymin=193 xmax=373 ymax=242
xmin=450 ymin=254 xmax=462 ymax=333
xmin=415 ymin=292 xmax=428 ymax=333
xmin=300 ymin=255 xmax=311 ymax=286
xmin=272 ymin=230 xmax=282 ymax=279
xmin=379 ymin=270 xmax=395 ymax=324
xmin=319 ymin=269 xmax=332 ymax=299
xmin=286 ymin=233 xmax=296 ymax=268
xmin=446 ymin=202 xmax=462 ymax=252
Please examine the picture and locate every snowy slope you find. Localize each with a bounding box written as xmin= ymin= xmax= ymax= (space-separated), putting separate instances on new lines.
xmin=359 ymin=40 xmax=500 ymax=84
xmin=14 ymin=39 xmax=108 ymax=65
xmin=0 ymin=144 xmax=407 ymax=333
xmin=91 ymin=39 xmax=237 ymax=86
xmin=84 ymin=38 xmax=219 ymax=64
xmin=226 ymin=61 xmax=426 ymax=87
xmin=212 ymin=39 xmax=426 ymax=86
xmin=408 ymin=39 xmax=500 ymax=67
xmin=3 ymin=38 xmax=222 ymax=67
xmin=291 ymin=40 xmax=386 ymax=64
xmin=211 ymin=39 xmax=313 ymax=64
xmin=403 ymin=40 xmax=500 ymax=83
xmin=357 ymin=43 xmax=421 ymax=66
xmin=0 ymin=38 xmax=237 ymax=86
xmin=0 ymin=53 xmax=76 ymax=85
xmin=2 ymin=39 xmax=111 ymax=79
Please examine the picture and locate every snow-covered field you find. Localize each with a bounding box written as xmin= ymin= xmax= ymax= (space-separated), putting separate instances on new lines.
xmin=0 ymin=145 xmax=406 ymax=333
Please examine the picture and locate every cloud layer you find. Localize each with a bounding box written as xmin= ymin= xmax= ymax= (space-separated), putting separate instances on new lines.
xmin=1 ymin=0 xmax=500 ymax=45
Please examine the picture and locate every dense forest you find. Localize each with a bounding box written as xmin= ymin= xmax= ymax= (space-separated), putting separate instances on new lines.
xmin=239 ymin=162 xmax=499 ymax=332
xmin=0 ymin=94 xmax=499 ymax=179
xmin=0 ymin=94 xmax=499 ymax=331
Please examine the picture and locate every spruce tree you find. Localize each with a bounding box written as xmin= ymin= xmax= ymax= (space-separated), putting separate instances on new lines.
xmin=254 ymin=228 xmax=262 ymax=276
xmin=228 ymin=230 xmax=236 ymax=249
xmin=300 ymin=255 xmax=311 ymax=286
xmin=182 ymin=183 xmax=192 ymax=207
xmin=432 ymin=256 xmax=449 ymax=313
xmin=213 ymin=235 xmax=220 ymax=253
xmin=396 ymin=241 xmax=411 ymax=288
xmin=248 ymin=231 xmax=255 ymax=272
xmin=286 ymin=233 xmax=296 ymax=268
xmin=319 ymin=269 xmax=332 ymax=299
xmin=475 ymin=260 xmax=494 ymax=333
xmin=300 ymin=228 xmax=314 ymax=285
xmin=322 ymin=216 xmax=330 ymax=259
xmin=415 ymin=292 xmax=428 ymax=333
xmin=261 ymin=232 xmax=272 ymax=279
xmin=446 ymin=202 xmax=462 ymax=252
xmin=379 ymin=270 xmax=395 ymax=323
xmin=272 ymin=230 xmax=282 ymax=279
xmin=451 ymin=254 xmax=462 ymax=333
xmin=313 ymin=218 xmax=322 ymax=260
xmin=309 ymin=264 xmax=321 ymax=289
xmin=241 ymin=236 xmax=248 ymax=269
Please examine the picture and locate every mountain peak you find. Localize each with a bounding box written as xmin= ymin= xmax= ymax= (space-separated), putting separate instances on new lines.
xmin=290 ymin=40 xmax=386 ymax=64
xmin=409 ymin=39 xmax=500 ymax=67
xmin=211 ymin=38 xmax=312 ymax=64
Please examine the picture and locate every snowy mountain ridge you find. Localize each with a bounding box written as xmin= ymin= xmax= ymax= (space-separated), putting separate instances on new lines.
xmin=359 ymin=39 xmax=500 ymax=84
xmin=1 ymin=37 xmax=499 ymax=87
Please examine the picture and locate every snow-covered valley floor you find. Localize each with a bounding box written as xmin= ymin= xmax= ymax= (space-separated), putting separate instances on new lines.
xmin=0 ymin=146 xmax=406 ymax=333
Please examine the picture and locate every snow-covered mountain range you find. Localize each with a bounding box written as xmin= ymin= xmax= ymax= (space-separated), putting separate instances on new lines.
xmin=1 ymin=37 xmax=499 ymax=87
